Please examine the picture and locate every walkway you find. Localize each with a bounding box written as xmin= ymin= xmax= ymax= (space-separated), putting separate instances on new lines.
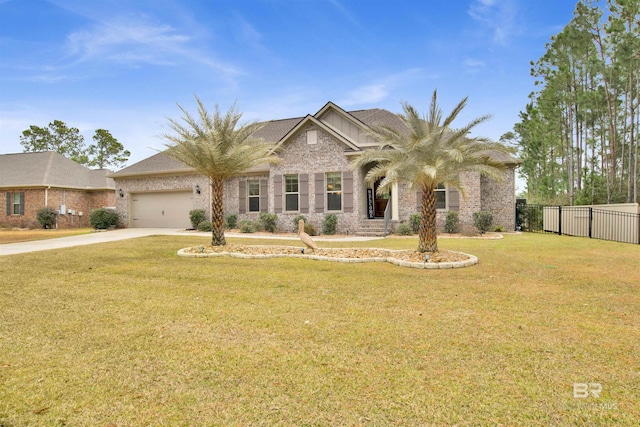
xmin=0 ymin=229 xmax=382 ymax=256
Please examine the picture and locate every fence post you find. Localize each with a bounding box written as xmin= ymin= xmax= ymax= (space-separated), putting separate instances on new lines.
xmin=588 ymin=207 xmax=593 ymax=239
xmin=558 ymin=205 xmax=562 ymax=236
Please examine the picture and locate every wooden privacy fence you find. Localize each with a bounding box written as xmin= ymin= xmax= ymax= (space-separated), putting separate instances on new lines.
xmin=516 ymin=203 xmax=640 ymax=245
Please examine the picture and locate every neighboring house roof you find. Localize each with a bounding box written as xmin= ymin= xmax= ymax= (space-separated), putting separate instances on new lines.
xmin=0 ymin=151 xmax=115 ymax=190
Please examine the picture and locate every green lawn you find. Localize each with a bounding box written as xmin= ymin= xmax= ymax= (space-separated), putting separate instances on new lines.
xmin=1 ymin=234 xmax=638 ymax=426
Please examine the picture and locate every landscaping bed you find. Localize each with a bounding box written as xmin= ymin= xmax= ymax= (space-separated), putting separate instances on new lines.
xmin=179 ymin=244 xmax=477 ymax=268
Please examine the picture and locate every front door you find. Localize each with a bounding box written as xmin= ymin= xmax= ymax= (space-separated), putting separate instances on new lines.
xmin=373 ymin=178 xmax=389 ymax=218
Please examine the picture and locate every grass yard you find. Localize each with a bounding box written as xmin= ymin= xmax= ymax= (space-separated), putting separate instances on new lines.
xmin=0 ymin=228 xmax=93 ymax=244
xmin=0 ymin=233 xmax=638 ymax=426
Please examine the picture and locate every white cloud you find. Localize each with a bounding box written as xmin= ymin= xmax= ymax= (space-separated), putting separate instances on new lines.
xmin=467 ymin=0 xmax=517 ymax=45
xmin=339 ymin=68 xmax=430 ymax=107
xmin=63 ymin=15 xmax=239 ymax=75
xmin=463 ymin=59 xmax=486 ymax=73
xmin=341 ymin=84 xmax=389 ymax=106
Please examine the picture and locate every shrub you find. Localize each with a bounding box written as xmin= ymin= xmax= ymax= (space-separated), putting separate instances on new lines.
xmin=305 ymin=223 xmax=318 ymax=236
xmin=36 ymin=207 xmax=58 ymax=229
xmin=293 ymin=214 xmax=307 ymax=228
xmin=473 ymin=211 xmax=493 ymax=235
xmin=396 ymin=222 xmax=412 ymax=235
xmin=189 ymin=209 xmax=207 ymax=229
xmin=225 ymin=214 xmax=238 ymax=229
xmin=322 ymin=214 xmax=337 ymax=235
xmin=293 ymin=214 xmax=317 ymax=235
xmin=238 ymin=220 xmax=257 ymax=233
xmin=494 ymin=225 xmax=505 ymax=232
xmin=89 ymin=208 xmax=118 ymax=230
xmin=197 ymin=220 xmax=212 ymax=232
xmin=444 ymin=211 xmax=460 ymax=234
xmin=259 ymin=213 xmax=278 ymax=233
xmin=409 ymin=214 xmax=421 ymax=234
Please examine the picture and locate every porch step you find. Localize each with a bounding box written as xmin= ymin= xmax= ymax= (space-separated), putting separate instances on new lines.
xmin=355 ymin=219 xmax=394 ymax=236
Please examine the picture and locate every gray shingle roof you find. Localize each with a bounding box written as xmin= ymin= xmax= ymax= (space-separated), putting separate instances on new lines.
xmin=109 ymin=151 xmax=195 ymax=178
xmin=252 ymin=117 xmax=304 ymax=143
xmin=110 ymin=103 xmax=520 ymax=177
xmin=0 ymin=151 xmax=115 ymax=190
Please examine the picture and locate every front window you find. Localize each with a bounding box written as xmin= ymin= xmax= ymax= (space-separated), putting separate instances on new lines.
xmin=326 ymin=172 xmax=342 ymax=211
xmin=248 ymin=180 xmax=260 ymax=212
xmin=13 ymin=192 xmax=21 ymax=215
xmin=285 ymin=174 xmax=299 ymax=211
xmin=435 ymin=184 xmax=446 ymax=210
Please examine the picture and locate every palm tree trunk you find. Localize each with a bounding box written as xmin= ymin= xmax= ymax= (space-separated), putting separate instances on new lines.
xmin=210 ymin=177 xmax=226 ymax=246
xmin=418 ymin=186 xmax=438 ymax=253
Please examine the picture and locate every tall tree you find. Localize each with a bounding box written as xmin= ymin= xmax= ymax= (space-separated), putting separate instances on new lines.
xmin=20 ymin=120 xmax=88 ymax=164
xmin=514 ymin=0 xmax=640 ymax=205
xmin=87 ymin=129 xmax=130 ymax=169
xmin=351 ymin=91 xmax=510 ymax=253
xmin=163 ymin=96 xmax=280 ymax=246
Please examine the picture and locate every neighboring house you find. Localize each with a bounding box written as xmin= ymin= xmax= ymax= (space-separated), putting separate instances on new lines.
xmin=111 ymin=102 xmax=521 ymax=234
xmin=0 ymin=151 xmax=116 ymax=229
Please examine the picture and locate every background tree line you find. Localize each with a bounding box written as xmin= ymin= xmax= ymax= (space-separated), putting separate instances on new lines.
xmin=509 ymin=0 xmax=639 ymax=205
xmin=20 ymin=120 xmax=130 ymax=169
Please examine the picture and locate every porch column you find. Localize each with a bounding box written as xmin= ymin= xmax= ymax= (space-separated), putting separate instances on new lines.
xmin=392 ymin=183 xmax=399 ymax=220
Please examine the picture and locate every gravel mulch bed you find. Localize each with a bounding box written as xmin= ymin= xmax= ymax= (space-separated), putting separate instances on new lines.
xmin=180 ymin=244 xmax=472 ymax=264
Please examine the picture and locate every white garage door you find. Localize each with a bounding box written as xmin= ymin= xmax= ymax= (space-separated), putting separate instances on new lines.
xmin=131 ymin=191 xmax=193 ymax=228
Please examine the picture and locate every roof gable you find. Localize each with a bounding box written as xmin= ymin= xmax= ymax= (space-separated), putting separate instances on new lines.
xmin=0 ymin=151 xmax=114 ymax=190
xmin=271 ymin=114 xmax=361 ymax=153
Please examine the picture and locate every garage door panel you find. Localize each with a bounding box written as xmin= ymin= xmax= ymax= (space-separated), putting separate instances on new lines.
xmin=131 ymin=191 xmax=193 ymax=228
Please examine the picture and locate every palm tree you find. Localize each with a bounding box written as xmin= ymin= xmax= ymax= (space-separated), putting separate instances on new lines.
xmin=351 ymin=90 xmax=510 ymax=253
xmin=163 ymin=96 xmax=280 ymax=246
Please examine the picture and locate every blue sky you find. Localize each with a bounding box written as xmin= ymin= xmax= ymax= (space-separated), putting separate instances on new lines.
xmin=0 ymin=0 xmax=576 ymax=172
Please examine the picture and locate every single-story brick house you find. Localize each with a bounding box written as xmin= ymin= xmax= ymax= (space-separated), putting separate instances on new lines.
xmin=0 ymin=151 xmax=116 ymax=229
xmin=110 ymin=102 xmax=521 ymax=234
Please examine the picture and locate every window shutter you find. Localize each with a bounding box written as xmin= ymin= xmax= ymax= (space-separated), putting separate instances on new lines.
xmin=5 ymin=192 xmax=10 ymax=216
xmin=273 ymin=175 xmax=282 ymax=213
xmin=19 ymin=192 xmax=24 ymax=215
xmin=260 ymin=179 xmax=268 ymax=213
xmin=314 ymin=173 xmax=324 ymax=212
xmin=239 ymin=181 xmax=246 ymax=214
xmin=447 ymin=187 xmax=460 ymax=211
xmin=300 ymin=174 xmax=309 ymax=213
xmin=343 ymin=171 xmax=353 ymax=213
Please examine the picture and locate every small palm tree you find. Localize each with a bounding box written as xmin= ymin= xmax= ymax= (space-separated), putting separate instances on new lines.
xmin=351 ymin=90 xmax=510 ymax=253
xmin=163 ymin=96 xmax=280 ymax=246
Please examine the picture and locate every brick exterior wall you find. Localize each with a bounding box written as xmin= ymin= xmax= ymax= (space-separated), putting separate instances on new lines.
xmin=1 ymin=188 xmax=116 ymax=229
xmin=113 ymin=174 xmax=208 ymax=227
xmin=110 ymin=127 xmax=518 ymax=235
xmin=481 ymin=168 xmax=516 ymax=231
xmin=457 ymin=171 xmax=483 ymax=235
xmin=265 ymin=125 xmax=362 ymax=234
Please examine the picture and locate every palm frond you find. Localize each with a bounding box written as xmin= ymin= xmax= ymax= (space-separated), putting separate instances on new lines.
xmin=163 ymin=95 xmax=278 ymax=180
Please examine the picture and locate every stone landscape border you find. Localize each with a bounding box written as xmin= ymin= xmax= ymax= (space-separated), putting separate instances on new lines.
xmin=177 ymin=246 xmax=478 ymax=269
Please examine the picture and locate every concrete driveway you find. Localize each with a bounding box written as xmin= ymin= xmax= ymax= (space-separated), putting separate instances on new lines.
xmin=1 ymin=228 xmax=380 ymax=256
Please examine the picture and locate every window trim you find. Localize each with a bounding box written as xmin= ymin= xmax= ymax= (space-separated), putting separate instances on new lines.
xmin=435 ymin=184 xmax=447 ymax=210
xmin=326 ymin=172 xmax=342 ymax=212
xmin=247 ymin=179 xmax=260 ymax=212
xmin=284 ymin=174 xmax=299 ymax=212
xmin=6 ymin=191 xmax=25 ymax=216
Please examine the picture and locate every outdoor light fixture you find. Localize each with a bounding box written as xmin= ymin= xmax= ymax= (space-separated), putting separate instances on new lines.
xmin=424 ymin=254 xmax=430 ymax=262
xmin=118 ymin=188 xmax=124 ymax=198
xmin=195 ymin=184 xmax=201 ymax=195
